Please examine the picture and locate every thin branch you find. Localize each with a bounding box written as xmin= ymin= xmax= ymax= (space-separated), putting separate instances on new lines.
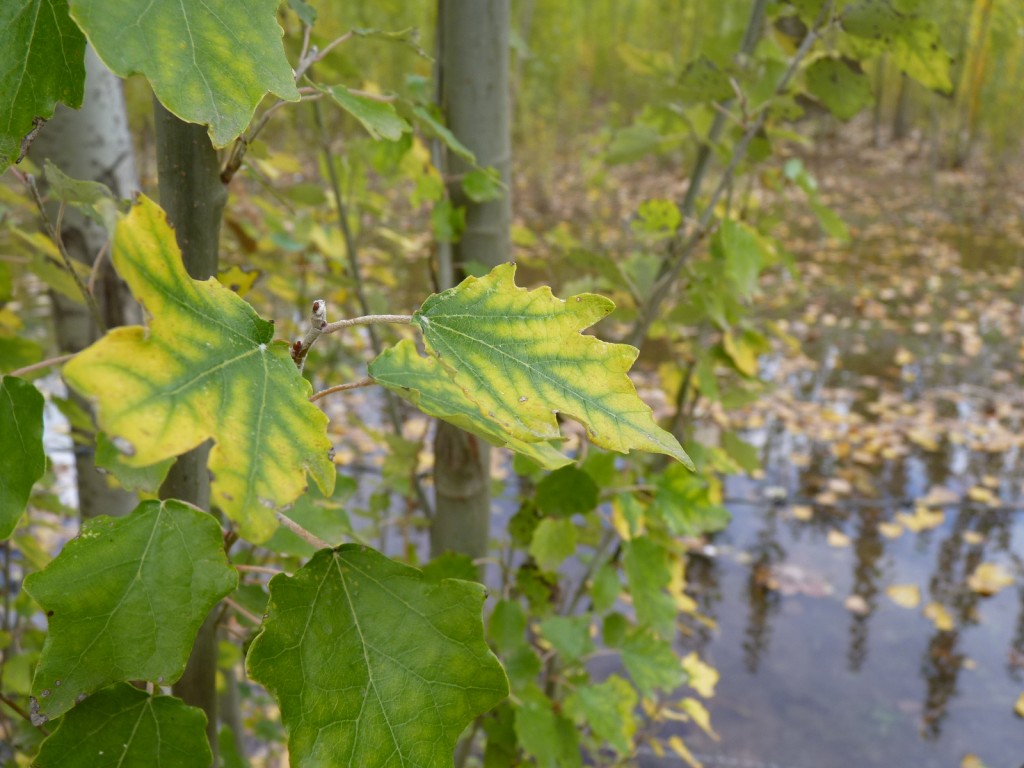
xmin=26 ymin=175 xmax=107 ymax=334
xmin=291 ymin=299 xmax=328 ymax=371
xmin=7 ymin=353 xmax=76 ymax=378
xmin=276 ymin=511 xmax=331 ymax=550
xmin=321 ymin=314 xmax=413 ymax=334
xmin=234 ymin=564 xmax=285 ymax=576
xmin=87 ymin=238 xmax=111 ymax=295
xmin=0 ymin=692 xmax=49 ymax=735
xmin=294 ymin=31 xmax=355 ymax=81
xmin=223 ymin=597 xmax=264 ymax=626
xmin=310 ymin=377 xmax=376 ymax=403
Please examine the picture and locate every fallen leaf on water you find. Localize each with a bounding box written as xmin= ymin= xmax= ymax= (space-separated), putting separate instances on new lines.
xmin=879 ymin=521 xmax=904 ymax=539
xmin=886 ymin=584 xmax=921 ymax=609
xmin=1016 ymin=693 xmax=1024 ymax=719
xmin=897 ymin=506 xmax=945 ymax=533
xmin=962 ymin=530 xmax=985 ymax=546
xmin=967 ymin=486 xmax=999 ymax=506
xmin=924 ymin=602 xmax=954 ymax=631
xmin=667 ymin=736 xmax=702 ymax=768
xmin=845 ymin=594 xmax=869 ymax=615
xmin=827 ymin=529 xmax=851 ymax=548
xmin=967 ymin=563 xmax=1014 ymax=597
xmin=960 ymin=754 xmax=986 ymax=768
xmin=682 ymin=652 xmax=718 ymax=699
xmin=791 ymin=505 xmax=813 ymax=521
xmin=919 ymin=486 xmax=960 ymax=507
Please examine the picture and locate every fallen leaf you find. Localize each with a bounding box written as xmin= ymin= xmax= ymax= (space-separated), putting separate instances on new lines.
xmin=962 ymin=530 xmax=985 ymax=545
xmin=791 ymin=505 xmax=813 ymax=521
xmin=923 ymin=602 xmax=954 ymax=631
xmin=827 ymin=529 xmax=851 ymax=548
xmin=1016 ymin=693 xmax=1024 ymax=719
xmin=960 ymin=754 xmax=985 ymax=768
xmin=967 ymin=486 xmax=999 ymax=506
xmin=967 ymin=563 xmax=1014 ymax=597
xmin=897 ymin=506 xmax=945 ymax=533
xmin=879 ymin=521 xmax=904 ymax=539
xmin=845 ymin=594 xmax=869 ymax=615
xmin=886 ymin=584 xmax=921 ymax=609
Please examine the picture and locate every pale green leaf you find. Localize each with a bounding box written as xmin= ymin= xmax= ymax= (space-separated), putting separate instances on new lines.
xmin=621 ymin=628 xmax=684 ymax=695
xmin=23 ymin=500 xmax=237 ymax=722
xmin=246 ymin=545 xmax=508 ymax=768
xmin=369 ymin=339 xmax=571 ymax=470
xmin=412 ymin=105 xmax=475 ymax=163
xmin=63 ymin=196 xmax=335 ymax=542
xmin=0 ymin=0 xmax=85 ymax=170
xmin=514 ymin=684 xmax=582 ymax=768
xmin=321 ymin=85 xmax=411 ymax=141
xmin=413 ymin=263 xmax=693 ymax=468
xmin=650 ymin=465 xmax=732 ymax=536
xmin=539 ymin=615 xmax=593 ymax=661
xmin=0 ymin=376 xmax=45 ymax=539
xmin=33 ymin=683 xmax=211 ymax=767
xmin=489 ymin=599 xmax=527 ymax=655
xmin=567 ymin=675 xmax=637 ymax=755
xmin=530 ymin=518 xmax=578 ymax=572
xmin=68 ymin=0 xmax=299 ymax=146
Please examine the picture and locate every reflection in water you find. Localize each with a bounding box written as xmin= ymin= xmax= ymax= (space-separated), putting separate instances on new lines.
xmin=743 ymin=507 xmax=784 ymax=674
xmin=847 ymin=505 xmax=883 ymax=673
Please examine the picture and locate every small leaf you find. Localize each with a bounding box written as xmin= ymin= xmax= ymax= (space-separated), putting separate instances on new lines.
xmin=489 ymin=599 xmax=527 ymax=655
xmin=462 ymin=168 xmax=504 ymax=202
xmin=681 ymin=651 xmax=718 ymax=698
xmin=967 ymin=563 xmax=1014 ymax=596
xmin=287 ymin=0 xmax=316 ymax=25
xmin=624 ymin=536 xmax=677 ymax=638
xmin=23 ymin=500 xmax=237 ymax=722
xmin=676 ymin=55 xmax=734 ymax=103
xmin=369 ymin=339 xmax=571 ymax=470
xmin=567 ymin=675 xmax=637 ymax=755
xmin=246 ymin=545 xmax=508 ymax=768
xmin=321 ymin=85 xmax=411 ymax=141
xmin=412 ymin=105 xmax=475 ymax=163
xmin=431 ymin=198 xmax=466 ymax=243
xmin=414 ymin=263 xmax=692 ymax=468
xmin=923 ymin=602 xmax=954 ymax=632
xmin=536 ymin=466 xmax=599 ymax=518
xmin=1015 ymin=693 xmax=1024 ymax=719
xmin=529 ymin=518 xmax=577 ymax=572
xmin=885 ymin=583 xmax=921 ymax=609
xmin=0 ymin=0 xmax=85 ymax=170
xmin=68 ymin=0 xmax=299 ymax=146
xmin=513 ymin=684 xmax=582 ymax=768
xmin=806 ymin=57 xmax=873 ymax=120
xmin=33 ymin=683 xmax=211 ymax=767
xmin=539 ymin=615 xmax=593 ymax=662
xmin=0 ymin=376 xmax=45 ymax=539
xmin=63 ymin=196 xmax=335 ymax=542
xmin=621 ymin=629 xmax=683 ymax=695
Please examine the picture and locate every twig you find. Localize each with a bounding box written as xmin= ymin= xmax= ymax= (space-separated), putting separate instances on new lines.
xmin=26 ymin=175 xmax=107 ymax=334
xmin=291 ymin=299 xmax=328 ymax=371
xmin=0 ymin=692 xmax=48 ymax=735
xmin=223 ymin=597 xmax=264 ymax=626
xmin=310 ymin=377 xmax=376 ymax=403
xmin=321 ymin=314 xmax=413 ymax=334
xmin=234 ymin=564 xmax=285 ymax=576
xmin=87 ymin=239 xmax=111 ymax=295
xmin=294 ymin=31 xmax=355 ymax=81
xmin=276 ymin=511 xmax=331 ymax=550
xmin=7 ymin=353 xmax=76 ymax=378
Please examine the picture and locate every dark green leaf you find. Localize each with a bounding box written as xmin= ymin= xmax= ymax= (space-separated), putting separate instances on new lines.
xmin=806 ymin=57 xmax=873 ymax=120
xmin=514 ymin=684 xmax=582 ymax=768
xmin=94 ymin=432 xmax=174 ymax=494
xmin=0 ymin=376 xmax=45 ymax=539
xmin=536 ymin=466 xmax=599 ymax=518
xmin=624 ymin=536 xmax=676 ymax=637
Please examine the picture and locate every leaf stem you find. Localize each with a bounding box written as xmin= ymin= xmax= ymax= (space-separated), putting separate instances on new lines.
xmin=7 ymin=353 xmax=76 ymax=378
xmin=309 ymin=376 xmax=376 ymax=403
xmin=26 ymin=175 xmax=107 ymax=334
xmin=234 ymin=564 xmax=285 ymax=576
xmin=223 ymin=597 xmax=264 ymax=626
xmin=276 ymin=511 xmax=331 ymax=550
xmin=320 ymin=314 xmax=413 ymax=334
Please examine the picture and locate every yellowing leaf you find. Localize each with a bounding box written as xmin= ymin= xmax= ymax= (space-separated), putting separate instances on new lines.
xmin=886 ymin=584 xmax=921 ymax=609
xmin=879 ymin=521 xmax=904 ymax=539
xmin=967 ymin=486 xmax=998 ymax=506
xmin=923 ymin=602 xmax=954 ymax=631
xmin=682 ymin=652 xmax=718 ymax=698
xmin=413 ymin=264 xmax=692 ymax=468
xmin=791 ymin=504 xmax=813 ymax=521
xmin=967 ymin=563 xmax=1014 ymax=596
xmin=722 ymin=331 xmax=758 ymax=377
xmin=63 ymin=197 xmax=335 ymax=542
xmin=1015 ymin=693 xmax=1024 ymax=719
xmin=667 ymin=735 xmax=703 ymax=768
xmin=897 ymin=505 xmax=945 ymax=533
xmin=827 ymin=529 xmax=851 ymax=548
xmin=680 ymin=697 xmax=719 ymax=741
xmin=961 ymin=754 xmax=985 ymax=768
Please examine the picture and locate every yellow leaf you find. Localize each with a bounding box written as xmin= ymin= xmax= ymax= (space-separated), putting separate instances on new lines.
xmin=967 ymin=486 xmax=998 ymax=506
xmin=879 ymin=521 xmax=904 ymax=539
xmin=723 ymin=331 xmax=758 ymax=377
xmin=827 ymin=529 xmax=851 ymax=548
xmin=967 ymin=563 xmax=1014 ymax=596
xmin=962 ymin=530 xmax=985 ymax=545
xmin=667 ymin=736 xmax=703 ymax=768
xmin=960 ymin=754 xmax=984 ymax=768
xmin=897 ymin=506 xmax=945 ymax=533
xmin=682 ymin=652 xmax=719 ymax=698
xmin=791 ymin=505 xmax=813 ymax=521
xmin=886 ymin=584 xmax=921 ymax=609
xmin=680 ymin=697 xmax=719 ymax=741
xmin=1015 ymin=693 xmax=1024 ymax=719
xmin=923 ymin=602 xmax=954 ymax=631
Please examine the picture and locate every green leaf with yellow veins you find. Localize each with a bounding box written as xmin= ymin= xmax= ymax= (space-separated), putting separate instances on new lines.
xmin=413 ymin=263 xmax=693 ymax=468
xmin=246 ymin=545 xmax=508 ymax=768
xmin=23 ymin=500 xmax=237 ymax=723
xmin=369 ymin=339 xmax=571 ymax=470
xmin=0 ymin=0 xmax=85 ymax=170
xmin=0 ymin=376 xmax=45 ymax=539
xmin=67 ymin=0 xmax=299 ymax=146
xmin=33 ymin=683 xmax=211 ymax=768
xmin=63 ymin=196 xmax=335 ymax=542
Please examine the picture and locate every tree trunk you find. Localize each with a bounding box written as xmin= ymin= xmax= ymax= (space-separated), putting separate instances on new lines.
xmin=154 ymin=99 xmax=227 ymax=765
xmin=431 ymin=0 xmax=511 ymax=562
xmin=30 ymin=46 xmax=140 ymax=520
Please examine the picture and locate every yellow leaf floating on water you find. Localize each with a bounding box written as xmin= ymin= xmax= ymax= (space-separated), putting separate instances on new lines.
xmin=967 ymin=563 xmax=1014 ymax=596
xmin=960 ymin=755 xmax=985 ymax=768
xmin=680 ymin=697 xmax=719 ymax=741
xmin=1015 ymin=693 xmax=1024 ymax=719
xmin=963 ymin=530 xmax=985 ymax=546
xmin=923 ymin=602 xmax=954 ymax=631
xmin=791 ymin=505 xmax=813 ymax=521
xmin=879 ymin=521 xmax=904 ymax=539
xmin=827 ymin=529 xmax=851 ymax=548
xmin=667 ymin=736 xmax=703 ymax=768
xmin=886 ymin=584 xmax=921 ymax=609
xmin=682 ymin=652 xmax=718 ymax=698
xmin=897 ymin=506 xmax=945 ymax=533
xmin=967 ymin=486 xmax=999 ymax=506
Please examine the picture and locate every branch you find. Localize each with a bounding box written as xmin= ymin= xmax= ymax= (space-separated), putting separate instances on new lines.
xmin=321 ymin=314 xmax=413 ymax=334
xmin=223 ymin=596 xmax=264 ymax=626
xmin=234 ymin=564 xmax=285 ymax=576
xmin=276 ymin=511 xmax=331 ymax=550
xmin=310 ymin=377 xmax=376 ymax=403
xmin=0 ymin=692 xmax=48 ymax=735
xmin=291 ymin=299 xmax=328 ymax=371
xmin=7 ymin=353 xmax=76 ymax=378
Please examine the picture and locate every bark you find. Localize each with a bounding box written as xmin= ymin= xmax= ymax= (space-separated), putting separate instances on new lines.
xmin=431 ymin=0 xmax=511 ymax=562
xmin=154 ymin=99 xmax=227 ymax=765
xmin=30 ymin=46 xmax=140 ymax=520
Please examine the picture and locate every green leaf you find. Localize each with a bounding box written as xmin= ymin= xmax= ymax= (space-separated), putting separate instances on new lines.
xmin=94 ymin=431 xmax=174 ymax=495
xmin=567 ymin=675 xmax=637 ymax=755
xmin=712 ymin=219 xmax=768 ymax=299
xmin=536 ymin=466 xmax=599 ymax=518
xmin=805 ymin=57 xmax=873 ymax=121
xmin=624 ymin=536 xmax=676 ymax=638
xmin=63 ymin=196 xmax=335 ymax=542
xmin=412 ymin=105 xmax=475 ymax=163
xmin=0 ymin=0 xmax=85 ymax=170
xmin=431 ymin=198 xmax=466 ymax=243
xmin=721 ymin=430 xmax=761 ymax=473
xmin=676 ymin=56 xmax=734 ymax=103
xmin=413 ymin=263 xmax=693 ymax=468
xmin=0 ymin=336 xmax=44 ymax=374
xmin=632 ymin=199 xmax=681 ymax=239
xmin=514 ymin=684 xmax=582 ymax=768
xmin=529 ymin=518 xmax=578 ymax=572
xmin=321 ymin=85 xmax=411 ymax=141
xmin=67 ymin=0 xmax=299 ymax=146
xmin=287 ymin=0 xmax=316 ymax=25
xmin=369 ymin=339 xmax=571 ymax=470
xmin=810 ymin=199 xmax=851 ymax=242
xmin=23 ymin=500 xmax=237 ymax=722
xmin=462 ymin=168 xmax=504 ymax=203
xmin=0 ymin=376 xmax=45 ymax=539
xmin=246 ymin=545 xmax=508 ymax=767
xmin=539 ymin=615 xmax=594 ymax=662
xmin=43 ymin=159 xmax=119 ymax=229
xmin=33 ymin=684 xmax=211 ymax=767
xmin=650 ymin=465 xmax=732 ymax=536
xmin=607 ymin=124 xmax=662 ymax=165
xmin=421 ymin=551 xmax=479 ymax=583
xmin=621 ymin=628 xmax=684 ymax=696
xmin=489 ymin=599 xmax=527 ymax=655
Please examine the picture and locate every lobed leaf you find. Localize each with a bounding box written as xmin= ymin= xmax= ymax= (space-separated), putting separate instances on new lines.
xmin=23 ymin=500 xmax=237 ymax=722
xmin=63 ymin=195 xmax=335 ymax=542
xmin=0 ymin=0 xmax=85 ymax=170
xmin=246 ymin=544 xmax=508 ymax=767
xmin=413 ymin=263 xmax=693 ymax=468
xmin=33 ymin=683 xmax=211 ymax=767
xmin=68 ymin=0 xmax=299 ymax=146
xmin=369 ymin=339 xmax=571 ymax=470
xmin=0 ymin=376 xmax=45 ymax=539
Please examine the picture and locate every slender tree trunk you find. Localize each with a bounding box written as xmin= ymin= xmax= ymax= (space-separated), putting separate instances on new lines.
xmin=154 ymin=99 xmax=227 ymax=765
xmin=891 ymin=73 xmax=911 ymax=142
xmin=431 ymin=0 xmax=511 ymax=562
xmin=30 ymin=46 xmax=140 ymax=520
